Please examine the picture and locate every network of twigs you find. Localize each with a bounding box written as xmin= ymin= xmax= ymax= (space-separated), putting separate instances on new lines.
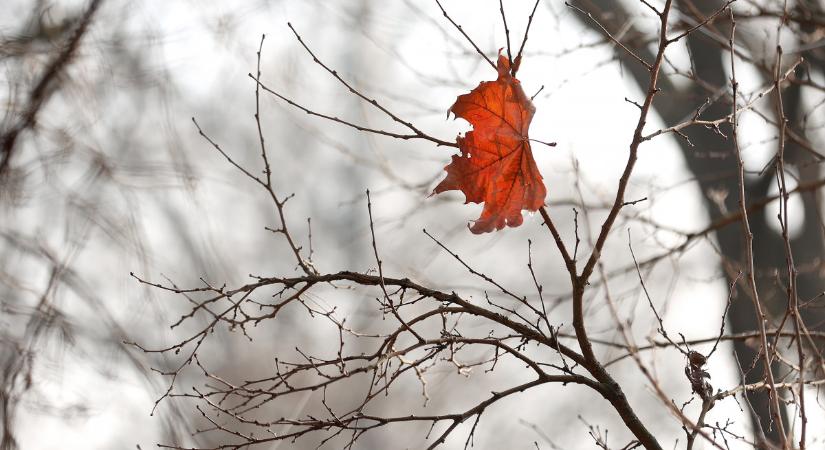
xmin=129 ymin=2 xmax=825 ymax=449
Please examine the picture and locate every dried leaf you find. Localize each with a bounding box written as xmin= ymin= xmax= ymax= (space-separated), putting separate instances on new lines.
xmin=434 ymin=53 xmax=546 ymax=234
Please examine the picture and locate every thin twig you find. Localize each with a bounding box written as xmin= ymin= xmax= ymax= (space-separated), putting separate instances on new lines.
xmin=728 ymin=11 xmax=787 ymax=444
xmin=433 ymin=0 xmax=497 ymax=70
xmin=564 ymin=2 xmax=652 ymax=70
xmin=513 ymin=0 xmax=541 ymax=75
xmin=498 ymin=0 xmax=513 ymax=66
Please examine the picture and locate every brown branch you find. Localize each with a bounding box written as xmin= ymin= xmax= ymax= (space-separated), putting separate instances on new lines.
xmin=512 ymin=0 xmax=541 ymax=75
xmin=728 ymin=12 xmax=787 ymax=445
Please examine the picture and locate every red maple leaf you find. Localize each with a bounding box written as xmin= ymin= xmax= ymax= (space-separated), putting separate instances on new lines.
xmin=434 ymin=53 xmax=547 ymax=234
